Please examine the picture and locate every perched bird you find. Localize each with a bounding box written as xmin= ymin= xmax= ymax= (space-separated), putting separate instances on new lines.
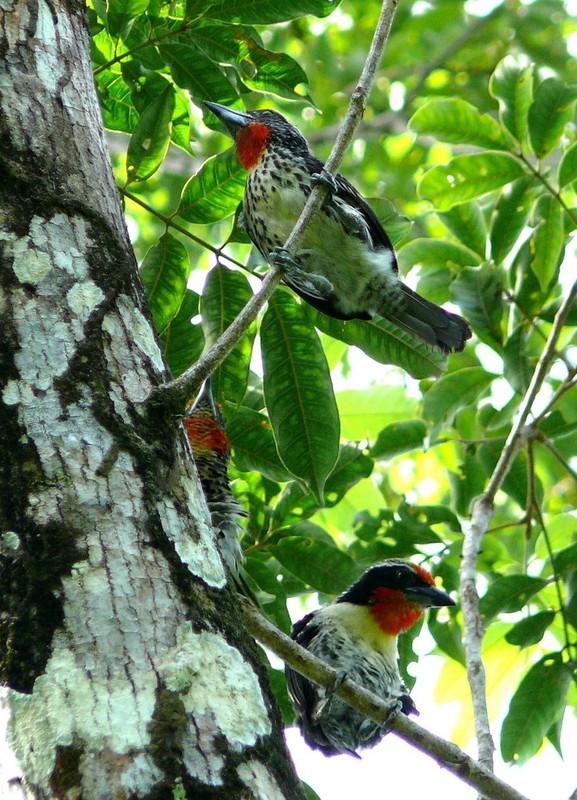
xmin=183 ymin=380 xmax=246 ymax=579
xmin=286 ymin=559 xmax=455 ymax=757
xmin=205 ymin=101 xmax=471 ymax=354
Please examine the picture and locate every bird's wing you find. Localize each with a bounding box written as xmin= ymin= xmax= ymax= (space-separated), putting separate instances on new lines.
xmin=303 ymin=152 xmax=398 ymax=271
xmin=286 ymin=612 xmax=323 ymax=714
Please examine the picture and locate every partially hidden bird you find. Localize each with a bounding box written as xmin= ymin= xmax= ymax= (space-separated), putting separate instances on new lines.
xmin=183 ymin=379 xmax=247 ymax=583
xmin=205 ymin=101 xmax=472 ymax=354
xmin=285 ymin=559 xmax=455 ymax=757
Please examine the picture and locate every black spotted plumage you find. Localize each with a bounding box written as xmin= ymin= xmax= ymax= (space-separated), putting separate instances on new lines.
xmin=205 ymin=102 xmax=472 ymax=353
xmin=284 ymin=559 xmax=455 ymax=756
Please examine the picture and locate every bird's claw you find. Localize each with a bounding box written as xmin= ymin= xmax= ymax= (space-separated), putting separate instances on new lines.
xmin=269 ymin=247 xmax=334 ymax=297
xmin=312 ymin=168 xmax=338 ymax=194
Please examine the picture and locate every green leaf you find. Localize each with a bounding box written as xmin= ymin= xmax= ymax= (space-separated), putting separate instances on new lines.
xmin=528 ymin=77 xmax=577 ymax=158
xmin=306 ymin=309 xmax=447 ymax=379
xmin=409 ymin=98 xmax=514 ymax=151
xmin=371 ymin=420 xmax=427 ymax=460
xmin=204 ymin=0 xmax=338 ymax=24
xmin=501 ymin=653 xmax=571 ymax=763
xmin=226 ymin=406 xmax=293 ymax=483
xmin=503 ymin=326 xmax=532 ymax=395
xmin=270 ymin=445 xmax=374 ymax=529
xmin=422 ymin=368 xmax=494 ymax=425
xmin=127 ymin=84 xmax=175 ymax=182
xmin=558 ymin=141 xmax=577 ymax=188
xmin=429 ymin=613 xmax=465 ymax=666
xmin=159 ymin=290 xmax=204 ymax=377
xmin=438 ymin=202 xmax=487 ymax=258
xmin=418 ymin=153 xmax=526 ymax=211
xmin=450 ymin=265 xmax=503 ymax=347
xmin=505 ymin=611 xmax=556 ymax=648
xmin=552 ymin=543 xmax=577 ymax=574
xmin=479 ymin=575 xmax=547 ymax=622
xmin=159 ymin=41 xmax=239 ymax=107
xmin=261 ymin=292 xmax=340 ymax=503
xmin=107 ymin=0 xmax=150 ymax=37
xmin=489 ymin=56 xmax=534 ymax=145
xmin=529 ymin=196 xmax=565 ymax=292
xmin=271 ymin=529 xmax=358 ymax=594
xmin=337 ymin=386 xmax=418 ymax=441
xmin=237 ymin=37 xmax=311 ymax=102
xmin=178 ymin=149 xmax=246 ymax=223
xmin=449 ymin=450 xmax=487 ymax=517
xmin=398 ymin=238 xmax=482 ymax=274
xmin=200 ymin=266 xmax=255 ymax=406
xmin=140 ymin=233 xmax=191 ymax=334
xmin=490 ymin=177 xmax=541 ymax=266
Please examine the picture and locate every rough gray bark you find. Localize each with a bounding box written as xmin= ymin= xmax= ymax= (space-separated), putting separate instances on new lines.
xmin=0 ymin=1 xmax=304 ymax=798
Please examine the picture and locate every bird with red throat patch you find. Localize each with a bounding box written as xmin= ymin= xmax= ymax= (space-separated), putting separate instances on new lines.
xmin=285 ymin=559 xmax=455 ymax=757
xmin=205 ymin=101 xmax=471 ymax=354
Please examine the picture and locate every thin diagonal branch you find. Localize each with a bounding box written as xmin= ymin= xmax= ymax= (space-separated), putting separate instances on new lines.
xmin=460 ymin=277 xmax=577 ymax=773
xmin=149 ymin=0 xmax=399 ymax=413
xmin=243 ymin=603 xmax=531 ymax=800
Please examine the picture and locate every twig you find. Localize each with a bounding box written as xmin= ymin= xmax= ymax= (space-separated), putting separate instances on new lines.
xmin=149 ymin=0 xmax=400 ymax=412
xmin=460 ymin=277 xmax=577 ymax=772
xmin=242 ymin=603 xmax=531 ymax=800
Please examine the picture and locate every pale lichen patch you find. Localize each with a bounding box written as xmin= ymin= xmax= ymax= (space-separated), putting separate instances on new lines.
xmin=7 ymin=649 xmax=160 ymax=793
xmin=237 ymin=760 xmax=286 ymax=800
xmin=156 ymin=482 xmax=226 ymax=588
xmin=159 ymin=624 xmax=271 ymax=755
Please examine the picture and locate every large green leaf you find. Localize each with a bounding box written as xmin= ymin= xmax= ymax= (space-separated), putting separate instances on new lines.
xmin=489 ymin=56 xmax=534 ymax=145
xmin=490 ymin=177 xmax=540 ymax=266
xmin=226 ymin=406 xmax=294 ymax=482
xmin=422 ymin=368 xmax=494 ymax=425
xmin=200 ymin=266 xmax=255 ymax=406
xmin=438 ymin=202 xmax=487 ymax=259
xmin=178 ymin=149 xmax=246 ymax=223
xmin=409 ymin=98 xmax=514 ymax=151
xmin=529 ymin=196 xmax=565 ymax=292
xmin=371 ymin=420 xmax=427 ymax=460
xmin=127 ymin=84 xmax=175 ymax=182
xmin=501 ymin=653 xmax=571 ymax=763
xmin=528 ymin=77 xmax=577 ymax=158
xmin=204 ymin=0 xmax=339 ymax=24
xmin=159 ymin=41 xmax=239 ymax=106
xmin=479 ymin=574 xmax=547 ymax=623
xmin=418 ymin=153 xmax=526 ymax=211
xmin=271 ymin=527 xmax=358 ymax=594
xmin=337 ymin=386 xmax=418 ymax=441
xmin=450 ymin=265 xmax=504 ymax=348
xmin=159 ymin=290 xmax=204 ymax=377
xmin=261 ymin=292 xmax=340 ymax=503
xmin=270 ymin=444 xmax=374 ymax=529
xmin=306 ymin=308 xmax=447 ymax=379
xmin=505 ymin=611 xmax=556 ymax=648
xmin=140 ymin=233 xmax=191 ymax=334
xmin=398 ymin=238 xmax=482 ymax=274
xmin=558 ymin=141 xmax=577 ymax=188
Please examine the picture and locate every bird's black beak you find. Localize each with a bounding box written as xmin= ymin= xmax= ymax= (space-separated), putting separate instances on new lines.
xmin=204 ymin=102 xmax=251 ymax=137
xmin=405 ymin=585 xmax=455 ymax=608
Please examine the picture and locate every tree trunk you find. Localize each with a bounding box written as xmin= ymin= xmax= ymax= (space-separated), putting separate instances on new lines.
xmin=0 ymin=2 xmax=304 ymax=798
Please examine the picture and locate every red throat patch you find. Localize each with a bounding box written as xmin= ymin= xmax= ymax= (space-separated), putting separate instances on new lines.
xmin=369 ymin=587 xmax=424 ymax=636
xmin=184 ymin=414 xmax=230 ymax=458
xmin=236 ymin=122 xmax=271 ymax=170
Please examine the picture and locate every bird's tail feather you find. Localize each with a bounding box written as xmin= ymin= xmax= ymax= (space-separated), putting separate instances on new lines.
xmin=388 ymin=285 xmax=471 ymax=354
